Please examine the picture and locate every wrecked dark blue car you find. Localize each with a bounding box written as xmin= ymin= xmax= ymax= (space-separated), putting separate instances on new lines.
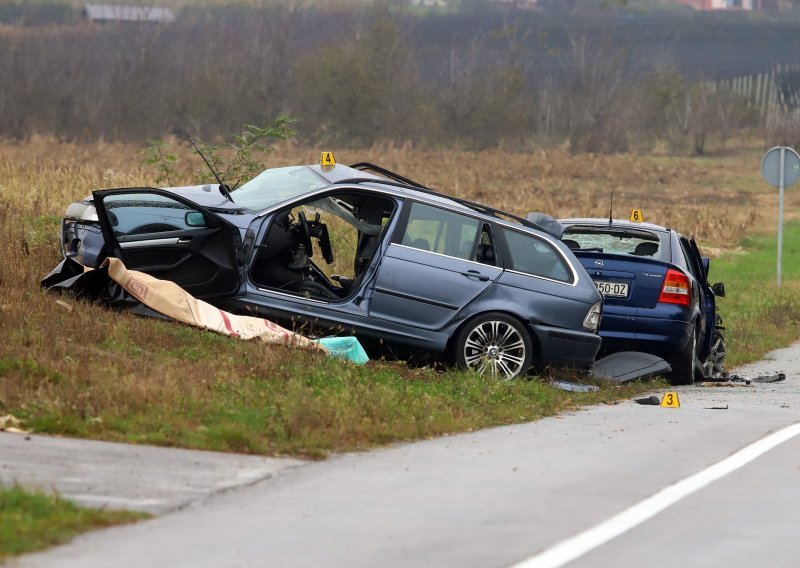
xmin=560 ymin=218 xmax=726 ymax=384
xmin=57 ymin=161 xmax=605 ymax=379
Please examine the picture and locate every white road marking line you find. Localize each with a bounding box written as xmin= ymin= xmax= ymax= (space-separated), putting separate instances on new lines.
xmin=510 ymin=422 xmax=800 ymax=568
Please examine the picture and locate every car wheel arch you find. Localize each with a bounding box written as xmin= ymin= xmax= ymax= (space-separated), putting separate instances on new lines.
xmin=447 ymin=310 xmax=540 ymax=363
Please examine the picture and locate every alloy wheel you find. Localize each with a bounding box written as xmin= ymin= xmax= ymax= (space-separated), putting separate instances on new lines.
xmin=463 ymin=319 xmax=527 ymax=379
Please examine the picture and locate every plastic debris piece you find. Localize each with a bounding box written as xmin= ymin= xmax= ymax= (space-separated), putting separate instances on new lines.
xmin=591 ymin=351 xmax=672 ymax=384
xmin=0 ymin=414 xmax=29 ymax=434
xmin=551 ymin=381 xmax=599 ymax=393
xmin=703 ymin=405 xmax=729 ymax=410
xmin=705 ymin=372 xmax=785 ymax=384
xmin=634 ymin=395 xmax=661 ymax=405
xmin=750 ymin=372 xmax=786 ymax=384
xmin=316 ymin=337 xmax=369 ymax=365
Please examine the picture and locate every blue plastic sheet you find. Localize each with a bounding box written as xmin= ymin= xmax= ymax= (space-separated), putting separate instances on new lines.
xmin=316 ymin=337 xmax=370 ymax=364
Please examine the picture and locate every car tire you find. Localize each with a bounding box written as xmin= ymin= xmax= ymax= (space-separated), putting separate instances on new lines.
xmin=700 ymin=329 xmax=726 ymax=380
xmin=455 ymin=313 xmax=533 ymax=380
xmin=669 ymin=329 xmax=697 ymax=386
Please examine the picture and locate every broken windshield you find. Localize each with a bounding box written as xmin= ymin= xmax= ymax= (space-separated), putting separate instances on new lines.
xmin=231 ymin=166 xmax=327 ymax=211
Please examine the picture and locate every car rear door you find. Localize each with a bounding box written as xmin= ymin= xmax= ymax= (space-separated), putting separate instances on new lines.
xmin=369 ymin=202 xmax=501 ymax=330
xmin=93 ymin=189 xmax=242 ymax=298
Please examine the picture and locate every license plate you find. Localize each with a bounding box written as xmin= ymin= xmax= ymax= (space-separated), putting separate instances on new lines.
xmin=595 ymin=281 xmax=628 ymax=298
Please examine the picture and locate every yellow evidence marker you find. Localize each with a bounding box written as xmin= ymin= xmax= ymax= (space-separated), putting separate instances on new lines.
xmin=630 ymin=209 xmax=644 ymax=223
xmin=320 ymin=151 xmax=336 ymax=167
xmin=660 ymin=392 xmax=680 ymax=408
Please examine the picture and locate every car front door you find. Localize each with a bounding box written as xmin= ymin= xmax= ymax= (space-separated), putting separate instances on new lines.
xmin=689 ymin=236 xmax=716 ymax=356
xmin=369 ymin=201 xmax=501 ymax=330
xmin=93 ymin=189 xmax=242 ymax=298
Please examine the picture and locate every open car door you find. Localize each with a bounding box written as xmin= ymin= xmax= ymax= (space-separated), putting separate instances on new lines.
xmin=689 ymin=236 xmax=715 ymax=358
xmin=93 ymin=189 xmax=242 ymax=298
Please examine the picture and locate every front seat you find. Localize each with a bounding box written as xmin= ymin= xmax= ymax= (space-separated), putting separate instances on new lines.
xmin=632 ymin=242 xmax=659 ymax=256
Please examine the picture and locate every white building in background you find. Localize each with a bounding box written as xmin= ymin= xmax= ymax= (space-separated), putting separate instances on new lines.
xmin=83 ymin=4 xmax=176 ymax=23
xmin=659 ymin=0 xmax=784 ymax=10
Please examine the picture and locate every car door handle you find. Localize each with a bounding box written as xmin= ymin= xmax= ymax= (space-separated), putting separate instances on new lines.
xmin=462 ymin=270 xmax=490 ymax=282
xmin=177 ymin=236 xmax=193 ymax=244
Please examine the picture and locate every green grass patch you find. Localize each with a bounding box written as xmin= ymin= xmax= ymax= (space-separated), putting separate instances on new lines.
xmin=12 ymin=349 xmax=653 ymax=459
xmin=0 ymin=485 xmax=145 ymax=562
xmin=710 ymin=221 xmax=800 ymax=366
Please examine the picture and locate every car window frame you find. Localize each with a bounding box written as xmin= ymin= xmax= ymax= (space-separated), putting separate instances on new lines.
xmin=495 ymin=225 xmax=577 ymax=286
xmin=391 ymin=199 xmax=495 ymax=264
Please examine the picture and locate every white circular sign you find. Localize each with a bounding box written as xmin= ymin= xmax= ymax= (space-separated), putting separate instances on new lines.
xmin=761 ymin=146 xmax=800 ymax=188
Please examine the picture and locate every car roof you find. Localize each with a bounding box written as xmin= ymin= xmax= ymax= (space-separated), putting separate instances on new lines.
xmin=316 ymin=163 xmax=563 ymax=237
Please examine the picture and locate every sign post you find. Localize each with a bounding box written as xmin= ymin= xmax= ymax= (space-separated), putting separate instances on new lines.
xmin=760 ymin=146 xmax=800 ymax=287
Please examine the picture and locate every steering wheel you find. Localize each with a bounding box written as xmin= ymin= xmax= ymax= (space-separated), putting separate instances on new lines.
xmin=297 ymin=211 xmax=314 ymax=258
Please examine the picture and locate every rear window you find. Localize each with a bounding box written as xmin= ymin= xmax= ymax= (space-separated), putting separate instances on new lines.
xmin=562 ymin=226 xmax=667 ymax=261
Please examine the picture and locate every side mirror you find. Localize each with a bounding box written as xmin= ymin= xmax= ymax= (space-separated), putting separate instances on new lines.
xmin=185 ymin=211 xmax=206 ymax=227
xmin=711 ymin=282 xmax=725 ymax=298
xmin=701 ymin=257 xmax=710 ymax=278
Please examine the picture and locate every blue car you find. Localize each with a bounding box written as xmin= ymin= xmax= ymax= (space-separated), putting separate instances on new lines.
xmin=559 ymin=218 xmax=726 ymax=384
xmin=55 ymin=161 xmax=604 ymax=379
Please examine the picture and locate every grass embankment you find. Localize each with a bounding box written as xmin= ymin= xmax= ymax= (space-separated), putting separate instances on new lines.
xmin=0 ymin=139 xmax=790 ymax=457
xmin=711 ymin=222 xmax=800 ymax=367
xmin=0 ymin=485 xmax=145 ymax=562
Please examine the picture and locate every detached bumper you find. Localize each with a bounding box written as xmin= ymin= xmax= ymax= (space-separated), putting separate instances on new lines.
xmin=531 ymin=324 xmax=602 ymax=367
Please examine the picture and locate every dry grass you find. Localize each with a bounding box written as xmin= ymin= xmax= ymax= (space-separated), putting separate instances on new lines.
xmin=0 ymin=136 xmax=782 ymax=455
xmin=0 ymin=135 xmax=779 ymax=250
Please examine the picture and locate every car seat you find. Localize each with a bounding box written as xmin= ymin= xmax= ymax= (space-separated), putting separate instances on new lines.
xmin=632 ymin=242 xmax=659 ymax=256
xmin=476 ymin=243 xmax=495 ymax=265
xmin=410 ymin=238 xmax=431 ymax=251
xmin=562 ymin=239 xmax=581 ymax=251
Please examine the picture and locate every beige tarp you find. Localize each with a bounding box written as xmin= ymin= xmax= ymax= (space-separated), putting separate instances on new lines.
xmin=101 ymin=257 xmax=325 ymax=352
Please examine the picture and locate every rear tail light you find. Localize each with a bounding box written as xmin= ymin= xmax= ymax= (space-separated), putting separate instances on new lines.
xmin=583 ymin=301 xmax=602 ymax=331
xmin=658 ymin=269 xmax=690 ymax=306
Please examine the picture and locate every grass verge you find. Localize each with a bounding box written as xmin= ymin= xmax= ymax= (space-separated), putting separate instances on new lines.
xmin=710 ymin=220 xmax=800 ymax=367
xmin=0 ymin=210 xmax=654 ymax=458
xmin=0 ymin=485 xmax=145 ymax=562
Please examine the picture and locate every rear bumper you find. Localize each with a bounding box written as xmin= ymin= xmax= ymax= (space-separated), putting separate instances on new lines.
xmin=531 ymin=324 xmax=602 ymax=367
xmin=599 ymin=311 xmax=693 ymax=359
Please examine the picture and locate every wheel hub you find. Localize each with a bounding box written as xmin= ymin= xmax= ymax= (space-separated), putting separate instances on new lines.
xmin=462 ymin=320 xmax=527 ymax=379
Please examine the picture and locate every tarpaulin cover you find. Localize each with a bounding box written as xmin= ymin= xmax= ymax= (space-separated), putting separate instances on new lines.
xmin=42 ymin=257 xmax=369 ymax=364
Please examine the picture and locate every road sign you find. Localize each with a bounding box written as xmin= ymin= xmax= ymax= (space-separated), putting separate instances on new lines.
xmin=760 ymin=146 xmax=800 ymax=287
xmin=761 ymin=146 xmax=800 ymax=188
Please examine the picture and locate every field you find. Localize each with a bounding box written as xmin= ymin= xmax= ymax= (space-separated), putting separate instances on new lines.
xmin=2 ymin=137 xmax=800 ymax=457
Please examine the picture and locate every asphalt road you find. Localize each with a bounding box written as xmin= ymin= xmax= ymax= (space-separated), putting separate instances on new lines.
xmin=10 ymin=345 xmax=800 ymax=568
xmin=0 ymin=434 xmax=303 ymax=515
